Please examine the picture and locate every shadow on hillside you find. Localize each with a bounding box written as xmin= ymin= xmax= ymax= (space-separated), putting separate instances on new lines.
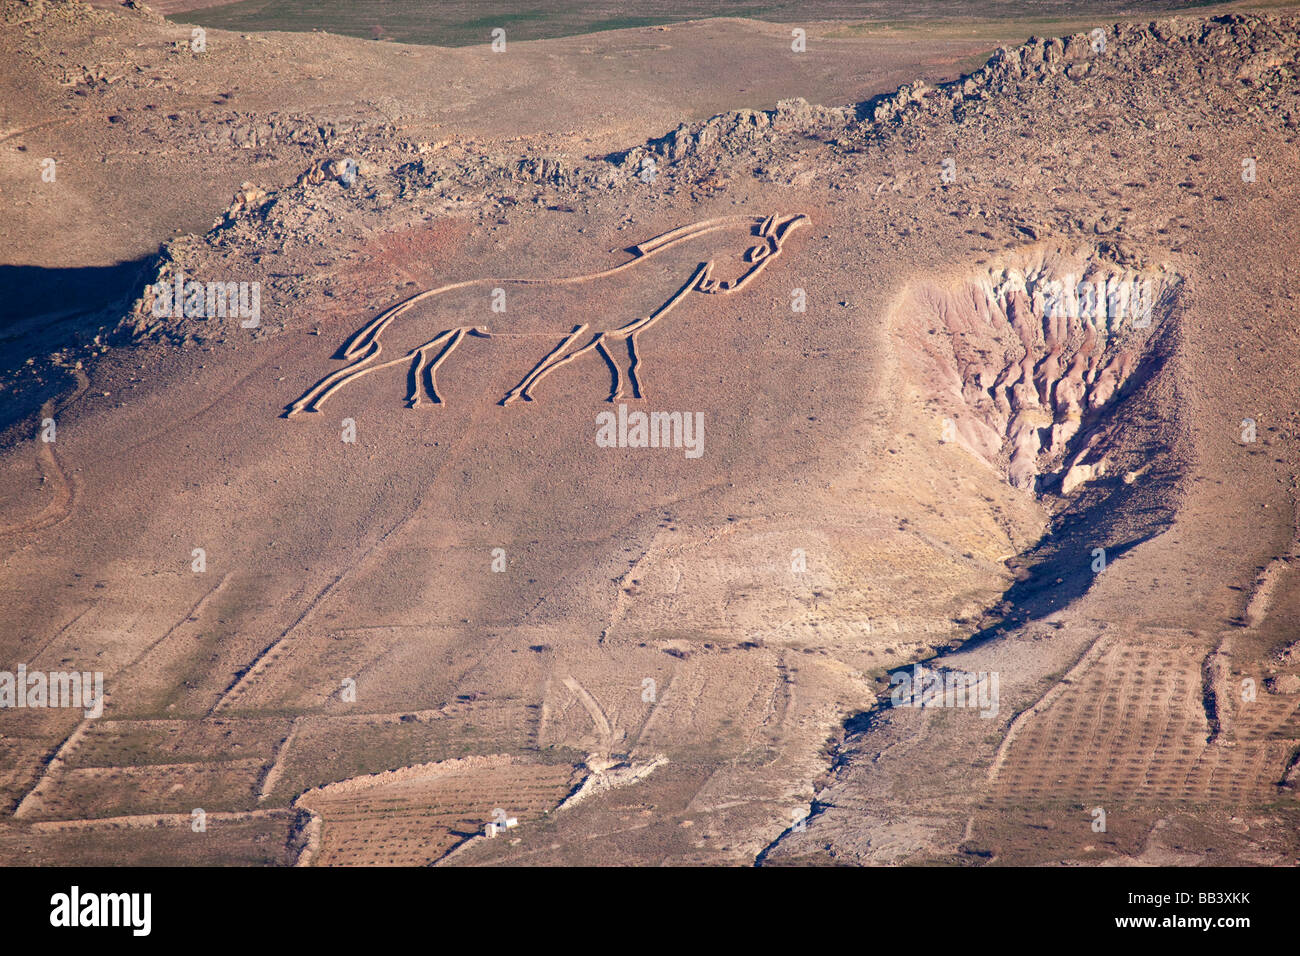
xmin=0 ymin=257 xmax=154 ymax=437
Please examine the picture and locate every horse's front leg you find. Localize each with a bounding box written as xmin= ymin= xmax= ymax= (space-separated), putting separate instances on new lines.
xmin=599 ymin=263 xmax=708 ymax=403
xmin=502 ymin=324 xmax=593 ymax=405
xmin=597 ymin=333 xmax=643 ymax=402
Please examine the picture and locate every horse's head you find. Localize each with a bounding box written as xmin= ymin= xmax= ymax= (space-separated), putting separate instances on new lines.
xmin=694 ymin=213 xmax=809 ymax=294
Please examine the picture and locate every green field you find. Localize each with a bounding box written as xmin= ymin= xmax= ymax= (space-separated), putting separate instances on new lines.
xmin=184 ymin=0 xmax=1233 ymax=48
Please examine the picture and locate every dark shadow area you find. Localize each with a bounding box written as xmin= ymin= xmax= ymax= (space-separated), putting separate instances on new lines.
xmin=969 ymin=515 xmax=1171 ymax=646
xmin=0 ymin=257 xmax=155 ymax=437
xmin=0 ymin=260 xmax=152 ymax=332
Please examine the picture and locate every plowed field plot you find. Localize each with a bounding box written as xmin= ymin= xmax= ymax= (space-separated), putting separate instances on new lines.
xmin=297 ymin=756 xmax=578 ymax=866
xmin=989 ymin=636 xmax=1300 ymax=807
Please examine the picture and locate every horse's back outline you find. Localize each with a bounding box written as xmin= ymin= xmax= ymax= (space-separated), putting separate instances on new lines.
xmin=284 ymin=212 xmax=809 ymax=417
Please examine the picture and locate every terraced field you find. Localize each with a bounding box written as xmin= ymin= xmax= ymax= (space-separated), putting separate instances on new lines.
xmin=296 ymin=757 xmax=579 ymax=866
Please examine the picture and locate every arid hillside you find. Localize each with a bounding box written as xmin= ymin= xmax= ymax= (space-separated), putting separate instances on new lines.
xmin=1 ymin=1 xmax=1299 ymax=866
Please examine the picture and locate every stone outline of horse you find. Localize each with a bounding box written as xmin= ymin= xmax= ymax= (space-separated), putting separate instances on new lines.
xmin=284 ymin=212 xmax=809 ymax=417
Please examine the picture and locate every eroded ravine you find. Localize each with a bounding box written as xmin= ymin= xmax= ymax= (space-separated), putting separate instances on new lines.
xmin=759 ymin=245 xmax=1195 ymax=865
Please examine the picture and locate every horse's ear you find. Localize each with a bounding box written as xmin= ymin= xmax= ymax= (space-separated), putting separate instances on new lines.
xmin=770 ymin=213 xmax=810 ymax=243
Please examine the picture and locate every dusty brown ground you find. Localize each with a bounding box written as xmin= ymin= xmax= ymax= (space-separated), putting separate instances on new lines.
xmin=1 ymin=0 xmax=1299 ymax=866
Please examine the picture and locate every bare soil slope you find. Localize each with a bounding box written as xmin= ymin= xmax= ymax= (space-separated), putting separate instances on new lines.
xmin=2 ymin=2 xmax=1299 ymax=866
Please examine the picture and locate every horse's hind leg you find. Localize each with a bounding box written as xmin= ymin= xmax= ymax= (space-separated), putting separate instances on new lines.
xmin=406 ymin=342 xmax=431 ymax=408
xmin=410 ymin=328 xmax=468 ymax=407
xmin=289 ymin=341 xmax=437 ymax=416
xmin=285 ymin=340 xmax=381 ymax=417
